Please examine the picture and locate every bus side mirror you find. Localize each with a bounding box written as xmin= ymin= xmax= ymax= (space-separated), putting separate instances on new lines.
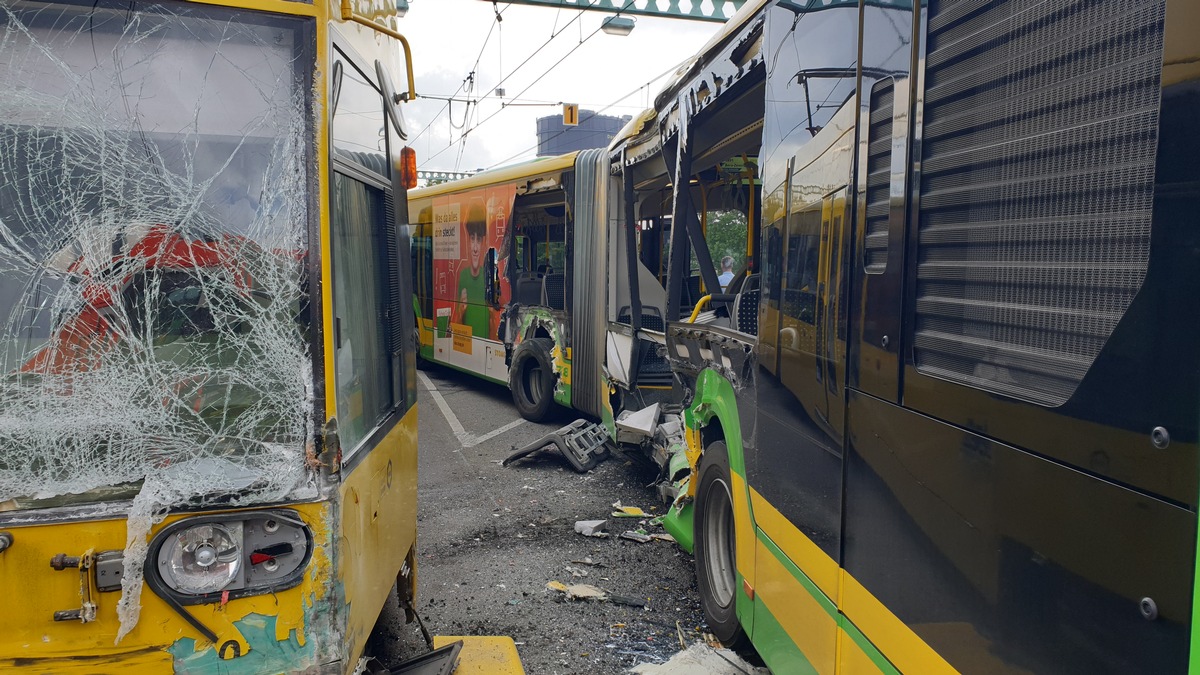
xmin=484 ymin=248 xmax=500 ymax=308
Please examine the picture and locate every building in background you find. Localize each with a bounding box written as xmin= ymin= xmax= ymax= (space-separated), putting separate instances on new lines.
xmin=536 ymin=110 xmax=630 ymax=156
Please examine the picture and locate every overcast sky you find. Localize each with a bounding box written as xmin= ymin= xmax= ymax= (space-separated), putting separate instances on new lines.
xmin=399 ymin=0 xmax=726 ymax=174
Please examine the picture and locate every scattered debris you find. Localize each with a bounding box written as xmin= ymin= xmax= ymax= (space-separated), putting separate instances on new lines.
xmin=607 ymin=594 xmax=649 ymax=609
xmin=546 ymin=581 xmax=607 ymax=601
xmin=565 ymin=565 xmax=589 ymax=578
xmin=631 ymin=642 xmax=770 ymax=674
xmin=546 ymin=581 xmax=649 ymax=609
xmin=503 ymin=419 xmax=609 ymax=472
xmin=574 ymin=519 xmax=609 ymax=537
xmin=570 ymin=557 xmax=604 ymax=567
xmin=611 ymin=501 xmax=650 ymax=518
xmin=620 ymin=531 xmax=653 ymax=543
xmin=649 ymin=533 xmax=676 ymax=543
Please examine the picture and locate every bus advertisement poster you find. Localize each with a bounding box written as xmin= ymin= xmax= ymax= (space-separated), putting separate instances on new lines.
xmin=431 ymin=183 xmax=516 ymax=375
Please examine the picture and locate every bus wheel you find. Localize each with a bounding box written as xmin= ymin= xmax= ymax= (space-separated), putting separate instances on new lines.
xmin=694 ymin=440 xmax=749 ymax=649
xmin=509 ymin=337 xmax=556 ymax=421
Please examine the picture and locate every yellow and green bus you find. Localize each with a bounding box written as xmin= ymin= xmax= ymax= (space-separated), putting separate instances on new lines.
xmin=0 ymin=1 xmax=508 ymax=672
xmin=646 ymin=0 xmax=1200 ymax=672
xmin=409 ymin=133 xmax=696 ymax=431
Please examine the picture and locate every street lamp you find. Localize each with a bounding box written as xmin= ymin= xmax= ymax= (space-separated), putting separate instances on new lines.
xmin=600 ymin=16 xmax=635 ymax=36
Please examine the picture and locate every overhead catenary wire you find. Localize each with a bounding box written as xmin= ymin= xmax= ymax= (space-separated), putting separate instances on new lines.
xmin=410 ymin=4 xmax=509 ymax=144
xmin=479 ymin=59 xmax=682 ymax=171
xmin=414 ymin=2 xmax=591 ymax=154
xmin=424 ymin=0 xmax=637 ymax=167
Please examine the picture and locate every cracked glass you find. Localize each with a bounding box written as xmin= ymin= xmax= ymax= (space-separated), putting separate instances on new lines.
xmin=0 ymin=1 xmax=314 ymax=510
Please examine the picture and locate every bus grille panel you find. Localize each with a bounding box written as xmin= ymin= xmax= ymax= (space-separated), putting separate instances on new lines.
xmin=914 ymin=0 xmax=1165 ymax=406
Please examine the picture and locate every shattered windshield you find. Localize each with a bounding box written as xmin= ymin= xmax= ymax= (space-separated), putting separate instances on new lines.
xmin=0 ymin=1 xmax=314 ymax=508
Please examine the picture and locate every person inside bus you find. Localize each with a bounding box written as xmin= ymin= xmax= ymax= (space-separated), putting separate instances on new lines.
xmin=717 ymin=255 xmax=735 ymax=291
xmin=453 ymin=200 xmax=492 ymax=338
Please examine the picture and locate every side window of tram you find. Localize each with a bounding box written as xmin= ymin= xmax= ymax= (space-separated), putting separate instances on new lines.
xmin=330 ymin=55 xmax=395 ymax=453
xmin=331 ymin=174 xmax=394 ymax=453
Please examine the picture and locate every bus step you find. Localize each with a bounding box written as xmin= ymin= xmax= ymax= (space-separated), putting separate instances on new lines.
xmin=381 ymin=638 xmax=462 ymax=674
xmin=502 ymin=419 xmax=610 ymax=473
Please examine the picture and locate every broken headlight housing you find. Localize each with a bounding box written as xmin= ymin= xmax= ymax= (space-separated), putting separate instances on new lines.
xmin=147 ymin=509 xmax=312 ymax=605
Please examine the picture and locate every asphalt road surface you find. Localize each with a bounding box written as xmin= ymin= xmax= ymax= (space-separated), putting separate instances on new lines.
xmin=373 ymin=364 xmax=710 ymax=675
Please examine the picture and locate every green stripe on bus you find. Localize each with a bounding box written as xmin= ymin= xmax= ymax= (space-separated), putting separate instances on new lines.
xmin=751 ymin=591 xmax=821 ymax=675
xmin=756 ymin=528 xmax=837 ymax=619
xmin=839 ymin=613 xmax=902 ymax=675
xmin=756 ymin=528 xmax=901 ymax=674
xmin=1192 ymin=495 xmax=1200 ymax=675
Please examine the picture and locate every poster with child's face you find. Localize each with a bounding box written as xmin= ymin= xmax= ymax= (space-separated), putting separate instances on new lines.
xmin=431 ymin=184 xmax=516 ymax=364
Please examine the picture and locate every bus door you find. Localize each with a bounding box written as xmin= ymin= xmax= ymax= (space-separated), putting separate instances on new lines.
xmin=329 ymin=41 xmax=417 ymax=655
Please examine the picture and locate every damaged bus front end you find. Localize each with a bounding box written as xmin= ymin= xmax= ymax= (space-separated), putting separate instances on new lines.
xmin=0 ymin=1 xmax=420 ymax=672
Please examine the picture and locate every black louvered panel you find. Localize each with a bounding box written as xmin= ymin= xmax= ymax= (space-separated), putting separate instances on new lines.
xmin=383 ymin=191 xmax=405 ymax=355
xmin=914 ymin=0 xmax=1164 ymax=406
xmin=864 ymin=78 xmax=894 ymax=274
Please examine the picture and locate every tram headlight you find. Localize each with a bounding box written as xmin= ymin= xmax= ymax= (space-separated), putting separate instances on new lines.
xmin=162 ymin=522 xmax=242 ymax=594
xmin=147 ymin=510 xmax=312 ymax=605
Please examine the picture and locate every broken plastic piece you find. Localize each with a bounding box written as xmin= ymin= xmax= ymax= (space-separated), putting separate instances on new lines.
xmin=611 ymin=504 xmax=649 ymax=518
xmin=615 ymin=403 xmax=660 ymax=441
xmin=574 ymin=519 xmax=608 ymax=537
xmin=503 ymin=419 xmax=609 ymax=472
xmin=620 ymin=531 xmax=653 ymax=543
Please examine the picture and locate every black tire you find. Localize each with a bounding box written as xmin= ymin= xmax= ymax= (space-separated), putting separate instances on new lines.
xmin=509 ymin=337 xmax=557 ymax=422
xmin=694 ymin=440 xmax=749 ymax=649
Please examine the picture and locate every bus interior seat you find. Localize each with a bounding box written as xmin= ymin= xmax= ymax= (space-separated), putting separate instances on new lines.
xmin=542 ymin=272 xmax=566 ymax=310
xmin=733 ymin=273 xmax=760 ymax=335
xmin=514 ymin=272 xmax=542 ymax=305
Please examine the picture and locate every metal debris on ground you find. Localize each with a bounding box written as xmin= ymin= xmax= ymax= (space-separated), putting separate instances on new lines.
xmin=502 ymin=419 xmax=609 ymax=472
xmin=620 ymin=530 xmax=653 ymax=543
xmin=574 ymin=519 xmax=608 ymax=537
xmin=607 ymin=594 xmax=648 ymax=609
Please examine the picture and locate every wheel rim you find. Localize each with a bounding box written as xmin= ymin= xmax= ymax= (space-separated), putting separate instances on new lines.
xmin=703 ymin=476 xmax=736 ymax=608
xmin=523 ymin=361 xmax=543 ymax=404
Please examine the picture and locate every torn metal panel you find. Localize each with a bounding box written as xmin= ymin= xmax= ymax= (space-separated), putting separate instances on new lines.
xmin=507 ymin=306 xmax=573 ymax=406
xmin=665 ymin=324 xmax=756 ymax=394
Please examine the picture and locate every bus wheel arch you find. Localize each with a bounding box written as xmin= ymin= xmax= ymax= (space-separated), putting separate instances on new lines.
xmin=694 ymin=437 xmax=750 ymax=650
xmin=509 ymin=336 xmax=556 ymax=421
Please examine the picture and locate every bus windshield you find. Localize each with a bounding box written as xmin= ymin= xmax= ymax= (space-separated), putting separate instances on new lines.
xmin=0 ymin=1 xmax=313 ymax=509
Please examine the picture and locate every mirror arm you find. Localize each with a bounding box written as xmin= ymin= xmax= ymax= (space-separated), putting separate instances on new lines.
xmin=339 ymin=1 xmax=418 ymax=100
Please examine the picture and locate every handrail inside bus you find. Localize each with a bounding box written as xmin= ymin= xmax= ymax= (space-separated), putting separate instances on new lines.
xmin=687 ymin=293 xmax=737 ymax=323
xmin=339 ymin=1 xmax=418 ymax=101
xmin=687 ymin=295 xmax=712 ymax=323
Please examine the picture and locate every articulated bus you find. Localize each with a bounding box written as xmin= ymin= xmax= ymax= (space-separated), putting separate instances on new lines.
xmin=645 ymin=0 xmax=1200 ymax=673
xmin=410 ymin=144 xmax=696 ymax=427
xmin=0 ymin=1 xmax=501 ymax=672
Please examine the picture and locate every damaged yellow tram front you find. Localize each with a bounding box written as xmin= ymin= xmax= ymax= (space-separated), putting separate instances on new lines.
xmin=0 ymin=1 xmax=427 ymax=671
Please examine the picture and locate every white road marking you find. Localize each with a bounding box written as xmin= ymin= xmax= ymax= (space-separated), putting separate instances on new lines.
xmin=465 ymin=417 xmax=527 ymax=448
xmin=418 ymin=371 xmax=528 ymax=447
